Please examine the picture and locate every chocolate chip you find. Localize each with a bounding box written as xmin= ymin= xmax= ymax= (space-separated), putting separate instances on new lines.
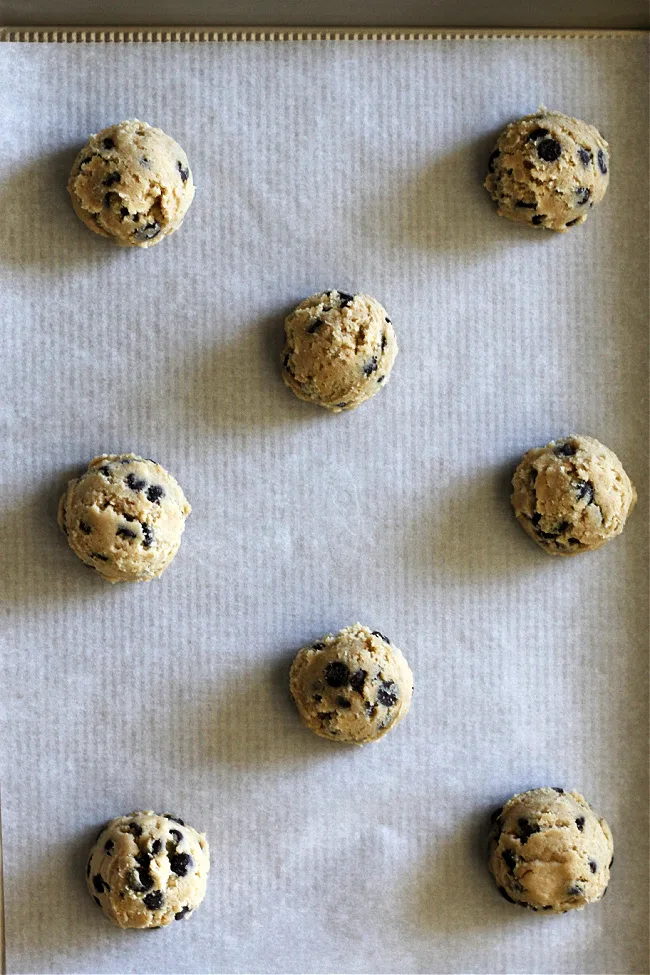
xmin=133 ymin=213 xmax=140 ymax=222
xmin=143 ymin=890 xmax=164 ymax=910
xmin=556 ymin=521 xmax=570 ymax=534
xmin=336 ymin=696 xmax=351 ymax=709
xmin=578 ymin=147 xmax=592 ymax=166
xmin=489 ymin=806 xmax=503 ymax=824
xmin=120 ymin=206 xmax=129 ymax=218
xmin=80 ymin=156 xmax=93 ymax=167
xmin=576 ymin=480 xmax=595 ymax=504
xmin=104 ymin=839 xmax=114 ymax=854
xmin=377 ymin=376 xmax=385 ymax=383
xmin=516 ymin=201 xmax=537 ymax=209
xmin=175 ymin=905 xmax=191 ymax=920
xmin=552 ymin=787 xmax=564 ymax=794
xmin=99 ymin=466 xmax=111 ymax=477
xmin=609 ymin=856 xmax=614 ymax=869
xmin=91 ymin=552 xmax=108 ymax=561
xmin=133 ymin=222 xmax=161 ymax=242
xmin=134 ymin=852 xmax=154 ymax=891
xmin=566 ymin=218 xmax=580 ymax=227
xmin=384 ymin=317 xmax=391 ymax=324
xmin=487 ymin=148 xmax=500 ymax=172
xmin=365 ymin=702 xmax=377 ymax=718
xmin=335 ymin=403 xmax=347 ymax=409
xmin=307 ymin=319 xmax=324 ymax=334
xmin=79 ymin=520 xmax=92 ymax=535
xmin=126 ymin=473 xmax=146 ymax=491
xmin=575 ymin=817 xmax=585 ymax=831
xmin=377 ymin=682 xmax=398 ymax=707
xmin=363 ymin=356 xmax=378 ymax=377
xmin=575 ymin=187 xmax=591 ymax=205
xmin=141 ymin=523 xmax=154 ymax=548
xmin=170 ymin=852 xmax=193 ymax=876
xmin=497 ymin=885 xmax=516 ymax=903
xmin=165 ymin=815 xmax=186 ymax=826
xmin=169 ymin=829 xmax=183 ymax=844
xmin=117 ymin=526 xmax=137 ymax=539
xmin=338 ymin=292 xmax=355 ymax=307
xmin=502 ymin=849 xmax=517 ymax=872
xmin=324 ymin=661 xmax=350 ymax=687
xmin=568 ymin=537 xmax=580 ymax=545
xmin=381 ymin=333 xmax=388 ymax=353
xmin=589 ymin=860 xmax=597 ymax=873
xmin=151 ymin=839 xmax=162 ymax=855
xmin=518 ymin=818 xmax=540 ymax=843
xmin=103 ymin=192 xmax=114 ymax=208
xmin=531 ymin=511 xmax=542 ymax=526
xmin=527 ymin=128 xmax=549 ymax=142
xmin=102 ymin=138 xmax=115 ymax=150
xmin=597 ymin=149 xmax=608 ymax=175
xmin=567 ymin=885 xmax=583 ymax=896
xmin=313 ymin=694 xmax=322 ymax=702
xmin=537 ymin=138 xmax=561 ymax=162
xmin=129 ymin=821 xmax=143 ymax=837
xmin=312 ymin=642 xmax=325 ymax=651
xmin=93 ymin=895 xmax=101 ymax=907
xmin=177 ymin=161 xmax=190 ymax=182
xmin=371 ymin=630 xmax=390 ymax=643
xmin=93 ymin=874 xmax=108 ymax=894
xmin=555 ymin=441 xmax=576 ymax=456
xmin=532 ymin=215 xmax=544 ymax=225
xmin=349 ymin=669 xmax=367 ymax=693
xmin=146 ymin=485 xmax=164 ymax=504
xmin=103 ymin=171 xmax=121 ymax=186
xmin=542 ymin=904 xmax=553 ymax=910
xmin=317 ymin=711 xmax=336 ymax=722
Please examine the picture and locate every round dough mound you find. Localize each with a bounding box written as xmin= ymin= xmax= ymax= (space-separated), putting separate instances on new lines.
xmin=58 ymin=454 xmax=191 ymax=582
xmin=282 ymin=290 xmax=398 ymax=412
xmin=87 ymin=811 xmax=209 ymax=929
xmin=488 ymin=787 xmax=613 ymax=913
xmin=511 ymin=435 xmax=636 ymax=555
xmin=289 ymin=624 xmax=413 ymax=744
xmin=68 ymin=119 xmax=194 ymax=247
xmin=484 ymin=108 xmax=609 ymax=231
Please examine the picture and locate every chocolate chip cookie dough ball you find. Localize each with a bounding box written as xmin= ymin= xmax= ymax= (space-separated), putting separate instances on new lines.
xmin=488 ymin=788 xmax=613 ymax=913
xmin=289 ymin=624 xmax=413 ymax=744
xmin=511 ymin=435 xmax=636 ymax=555
xmin=58 ymin=454 xmax=191 ymax=582
xmin=484 ymin=108 xmax=609 ymax=231
xmin=68 ymin=119 xmax=194 ymax=247
xmin=87 ymin=811 xmax=209 ymax=929
xmin=282 ymin=291 xmax=398 ymax=412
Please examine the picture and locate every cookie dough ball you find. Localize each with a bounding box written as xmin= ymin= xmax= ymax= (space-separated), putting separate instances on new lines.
xmin=87 ymin=811 xmax=209 ymax=929
xmin=68 ymin=119 xmax=194 ymax=247
xmin=282 ymin=291 xmax=398 ymax=412
xmin=488 ymin=787 xmax=613 ymax=913
xmin=484 ymin=108 xmax=609 ymax=231
xmin=58 ymin=454 xmax=191 ymax=582
xmin=289 ymin=624 xmax=413 ymax=744
xmin=511 ymin=435 xmax=636 ymax=555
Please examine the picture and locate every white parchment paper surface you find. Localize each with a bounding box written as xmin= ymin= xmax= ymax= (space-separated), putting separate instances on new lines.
xmin=0 ymin=35 xmax=648 ymax=975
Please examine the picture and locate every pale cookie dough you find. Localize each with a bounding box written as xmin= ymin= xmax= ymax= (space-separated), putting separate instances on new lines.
xmin=87 ymin=811 xmax=209 ymax=929
xmin=68 ymin=119 xmax=194 ymax=247
xmin=484 ymin=108 xmax=609 ymax=231
xmin=289 ymin=624 xmax=413 ymax=744
xmin=282 ymin=291 xmax=398 ymax=412
xmin=511 ymin=435 xmax=636 ymax=555
xmin=58 ymin=454 xmax=191 ymax=582
xmin=488 ymin=787 xmax=613 ymax=913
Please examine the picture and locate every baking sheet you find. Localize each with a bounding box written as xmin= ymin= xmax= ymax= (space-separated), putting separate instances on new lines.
xmin=0 ymin=34 xmax=648 ymax=975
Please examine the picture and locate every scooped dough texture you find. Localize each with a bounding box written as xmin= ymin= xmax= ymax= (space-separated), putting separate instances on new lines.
xmin=58 ymin=454 xmax=191 ymax=582
xmin=484 ymin=108 xmax=609 ymax=231
xmin=68 ymin=119 xmax=194 ymax=247
xmin=488 ymin=788 xmax=613 ymax=913
xmin=282 ymin=291 xmax=398 ymax=412
xmin=290 ymin=624 xmax=413 ymax=744
xmin=87 ymin=811 xmax=209 ymax=929
xmin=511 ymin=435 xmax=636 ymax=555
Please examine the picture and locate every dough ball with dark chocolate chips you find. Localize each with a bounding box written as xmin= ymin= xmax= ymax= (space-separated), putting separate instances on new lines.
xmin=87 ymin=811 xmax=209 ymax=929
xmin=58 ymin=454 xmax=191 ymax=582
xmin=289 ymin=624 xmax=413 ymax=744
xmin=511 ymin=435 xmax=636 ymax=555
xmin=282 ymin=290 xmax=398 ymax=412
xmin=488 ymin=787 xmax=613 ymax=913
xmin=68 ymin=119 xmax=194 ymax=247
xmin=484 ymin=107 xmax=610 ymax=231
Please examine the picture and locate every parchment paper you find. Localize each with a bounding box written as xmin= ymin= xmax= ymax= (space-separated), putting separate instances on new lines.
xmin=0 ymin=35 xmax=647 ymax=975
